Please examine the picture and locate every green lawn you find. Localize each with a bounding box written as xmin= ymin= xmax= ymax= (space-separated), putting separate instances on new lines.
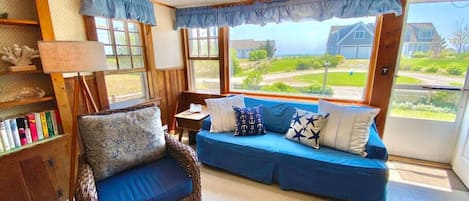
xmin=294 ymin=72 xmax=421 ymax=86
xmin=390 ymin=108 xmax=455 ymax=122
xmin=399 ymin=57 xmax=468 ymax=75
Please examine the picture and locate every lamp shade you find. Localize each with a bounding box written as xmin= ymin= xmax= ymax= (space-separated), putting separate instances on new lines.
xmin=38 ymin=41 xmax=109 ymax=73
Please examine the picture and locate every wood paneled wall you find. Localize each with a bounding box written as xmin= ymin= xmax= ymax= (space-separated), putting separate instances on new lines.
xmin=64 ymin=75 xmax=103 ymax=116
xmin=154 ymin=68 xmax=187 ymax=127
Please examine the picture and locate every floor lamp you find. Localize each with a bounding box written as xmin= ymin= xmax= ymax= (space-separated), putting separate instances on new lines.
xmin=38 ymin=41 xmax=108 ymax=201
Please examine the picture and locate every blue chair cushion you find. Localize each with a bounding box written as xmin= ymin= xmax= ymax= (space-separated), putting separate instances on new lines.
xmin=96 ymin=155 xmax=193 ymax=201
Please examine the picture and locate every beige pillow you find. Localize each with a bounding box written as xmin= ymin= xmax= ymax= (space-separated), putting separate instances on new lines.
xmin=205 ymin=95 xmax=245 ymax=133
xmin=79 ymin=106 xmax=166 ymax=181
xmin=318 ymin=100 xmax=379 ymax=156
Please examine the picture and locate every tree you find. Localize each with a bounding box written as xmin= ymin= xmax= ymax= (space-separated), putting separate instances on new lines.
xmin=261 ymin=40 xmax=276 ymax=58
xmin=230 ymin=48 xmax=241 ymax=76
xmin=248 ymin=50 xmax=267 ymax=61
xmin=449 ymin=19 xmax=469 ymax=54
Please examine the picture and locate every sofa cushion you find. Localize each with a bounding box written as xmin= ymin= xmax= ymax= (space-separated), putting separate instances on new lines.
xmin=197 ymin=130 xmax=279 ymax=184
xmin=244 ymin=97 xmax=316 ymax=133
xmin=96 ymin=155 xmax=193 ymax=201
xmin=233 ymin=105 xmax=266 ymax=136
xmin=285 ymin=108 xmax=329 ymax=149
xmin=318 ymin=100 xmax=380 ymax=156
xmin=79 ymin=106 xmax=166 ymax=181
xmin=205 ymin=95 xmax=245 ymax=132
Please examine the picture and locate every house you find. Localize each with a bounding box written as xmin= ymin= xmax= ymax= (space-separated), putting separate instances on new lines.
xmin=1 ymin=0 xmax=468 ymax=201
xmin=326 ymin=22 xmax=441 ymax=58
xmin=230 ymin=39 xmax=276 ymax=58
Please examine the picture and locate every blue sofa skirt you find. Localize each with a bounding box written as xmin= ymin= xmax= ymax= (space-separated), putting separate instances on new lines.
xmin=197 ymin=131 xmax=388 ymax=201
xmin=96 ymin=155 xmax=193 ymax=201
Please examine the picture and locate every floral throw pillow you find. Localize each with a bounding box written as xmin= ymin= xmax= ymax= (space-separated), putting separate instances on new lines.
xmin=233 ymin=105 xmax=266 ymax=136
xmin=78 ymin=106 xmax=166 ymax=181
xmin=285 ymin=108 xmax=329 ymax=149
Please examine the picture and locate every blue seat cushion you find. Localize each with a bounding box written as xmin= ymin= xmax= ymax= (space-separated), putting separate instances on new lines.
xmin=96 ymin=155 xmax=193 ymax=201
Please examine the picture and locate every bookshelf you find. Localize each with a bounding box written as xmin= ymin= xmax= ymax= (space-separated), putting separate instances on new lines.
xmin=0 ymin=18 xmax=39 ymax=26
xmin=0 ymin=0 xmax=72 ymax=200
xmin=0 ymin=96 xmax=55 ymax=109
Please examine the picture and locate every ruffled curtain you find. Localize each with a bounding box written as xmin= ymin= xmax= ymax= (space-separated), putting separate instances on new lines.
xmin=175 ymin=0 xmax=402 ymax=29
xmin=80 ymin=0 xmax=157 ymax=26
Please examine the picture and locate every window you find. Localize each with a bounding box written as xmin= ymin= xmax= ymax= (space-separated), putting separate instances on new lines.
xmin=95 ymin=17 xmax=149 ymax=107
xmin=187 ymin=27 xmax=220 ymax=93
xmin=354 ymin=31 xmax=365 ymax=39
xmin=229 ymin=17 xmax=376 ymax=100
xmin=419 ymin=30 xmax=433 ymax=40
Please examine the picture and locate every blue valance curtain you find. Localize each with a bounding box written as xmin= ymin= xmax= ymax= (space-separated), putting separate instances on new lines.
xmin=175 ymin=0 xmax=402 ymax=29
xmin=80 ymin=0 xmax=157 ymax=26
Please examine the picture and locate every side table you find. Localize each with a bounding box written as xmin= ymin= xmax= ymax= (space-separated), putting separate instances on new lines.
xmin=174 ymin=106 xmax=209 ymax=145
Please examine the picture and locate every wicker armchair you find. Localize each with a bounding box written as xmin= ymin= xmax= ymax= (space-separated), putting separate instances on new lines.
xmin=75 ymin=133 xmax=201 ymax=201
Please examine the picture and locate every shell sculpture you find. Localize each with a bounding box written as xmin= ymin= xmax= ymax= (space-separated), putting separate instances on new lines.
xmin=0 ymin=44 xmax=40 ymax=66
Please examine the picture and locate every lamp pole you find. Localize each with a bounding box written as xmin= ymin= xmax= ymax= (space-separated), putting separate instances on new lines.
xmin=322 ymin=60 xmax=330 ymax=94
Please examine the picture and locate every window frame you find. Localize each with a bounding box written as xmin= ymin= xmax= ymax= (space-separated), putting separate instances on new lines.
xmin=85 ymin=16 xmax=152 ymax=109
xmin=222 ymin=20 xmax=378 ymax=103
xmin=354 ymin=31 xmax=366 ymax=40
xmin=184 ymin=27 xmax=224 ymax=93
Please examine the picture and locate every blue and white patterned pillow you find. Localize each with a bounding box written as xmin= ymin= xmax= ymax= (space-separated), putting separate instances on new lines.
xmin=233 ymin=105 xmax=266 ymax=136
xmin=285 ymin=108 xmax=329 ymax=149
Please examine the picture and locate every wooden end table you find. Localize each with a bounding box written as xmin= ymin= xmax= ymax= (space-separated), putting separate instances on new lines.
xmin=174 ymin=106 xmax=209 ymax=145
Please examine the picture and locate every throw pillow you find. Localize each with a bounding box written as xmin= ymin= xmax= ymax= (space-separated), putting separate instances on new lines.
xmin=233 ymin=105 xmax=266 ymax=136
xmin=285 ymin=108 xmax=329 ymax=149
xmin=318 ymin=100 xmax=380 ymax=156
xmin=78 ymin=106 xmax=166 ymax=181
xmin=205 ymin=95 xmax=245 ymax=133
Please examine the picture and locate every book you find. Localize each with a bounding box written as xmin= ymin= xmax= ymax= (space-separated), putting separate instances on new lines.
xmin=24 ymin=119 xmax=32 ymax=144
xmin=9 ymin=119 xmax=21 ymax=147
xmin=0 ymin=133 xmax=3 ymax=152
xmin=4 ymin=120 xmax=15 ymax=148
xmin=45 ymin=111 xmax=55 ymax=137
xmin=25 ymin=114 xmax=38 ymax=142
xmin=40 ymin=112 xmax=49 ymax=138
xmin=16 ymin=118 xmax=28 ymax=146
xmin=0 ymin=121 xmax=10 ymax=151
xmin=34 ymin=113 xmax=44 ymax=140
xmin=50 ymin=110 xmax=59 ymax=135
xmin=54 ymin=109 xmax=63 ymax=134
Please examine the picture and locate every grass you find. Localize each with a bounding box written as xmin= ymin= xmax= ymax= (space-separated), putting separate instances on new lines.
xmin=450 ymin=82 xmax=464 ymax=87
xmin=294 ymin=72 xmax=421 ymax=86
xmin=390 ymin=108 xmax=455 ymax=122
xmin=399 ymin=57 xmax=468 ymax=76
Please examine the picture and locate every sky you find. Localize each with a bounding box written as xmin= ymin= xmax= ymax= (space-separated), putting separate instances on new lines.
xmin=230 ymin=1 xmax=469 ymax=56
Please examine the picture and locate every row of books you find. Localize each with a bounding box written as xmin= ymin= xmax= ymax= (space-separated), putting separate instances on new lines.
xmin=0 ymin=109 xmax=62 ymax=153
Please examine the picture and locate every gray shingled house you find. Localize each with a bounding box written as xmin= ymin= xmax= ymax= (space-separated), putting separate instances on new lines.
xmin=326 ymin=22 xmax=441 ymax=59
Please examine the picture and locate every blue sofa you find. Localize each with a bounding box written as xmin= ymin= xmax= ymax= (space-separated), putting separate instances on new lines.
xmin=197 ymin=97 xmax=388 ymax=201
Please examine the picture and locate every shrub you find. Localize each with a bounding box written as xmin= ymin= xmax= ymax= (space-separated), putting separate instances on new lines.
xmin=410 ymin=65 xmax=424 ymax=71
xmin=301 ymin=83 xmax=333 ymax=95
xmin=261 ymin=82 xmax=298 ymax=93
xmin=424 ymin=65 xmax=439 ymax=73
xmin=321 ymin=54 xmax=344 ymax=67
xmin=412 ymin=51 xmax=430 ymax=58
xmin=248 ymin=50 xmax=267 ymax=61
xmin=242 ymin=71 xmax=263 ymax=89
xmin=230 ymin=48 xmax=241 ymax=76
xmin=296 ymin=61 xmax=309 ymax=70
xmin=447 ymin=65 xmax=465 ymax=76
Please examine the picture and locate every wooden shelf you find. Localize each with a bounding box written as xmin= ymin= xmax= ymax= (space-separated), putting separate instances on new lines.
xmin=0 ymin=134 xmax=66 ymax=158
xmin=0 ymin=96 xmax=55 ymax=109
xmin=0 ymin=19 xmax=39 ymax=26
xmin=0 ymin=70 xmax=43 ymax=76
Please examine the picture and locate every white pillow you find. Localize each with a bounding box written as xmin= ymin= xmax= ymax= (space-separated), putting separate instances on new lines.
xmin=285 ymin=108 xmax=329 ymax=149
xmin=205 ymin=95 xmax=245 ymax=133
xmin=318 ymin=100 xmax=380 ymax=156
